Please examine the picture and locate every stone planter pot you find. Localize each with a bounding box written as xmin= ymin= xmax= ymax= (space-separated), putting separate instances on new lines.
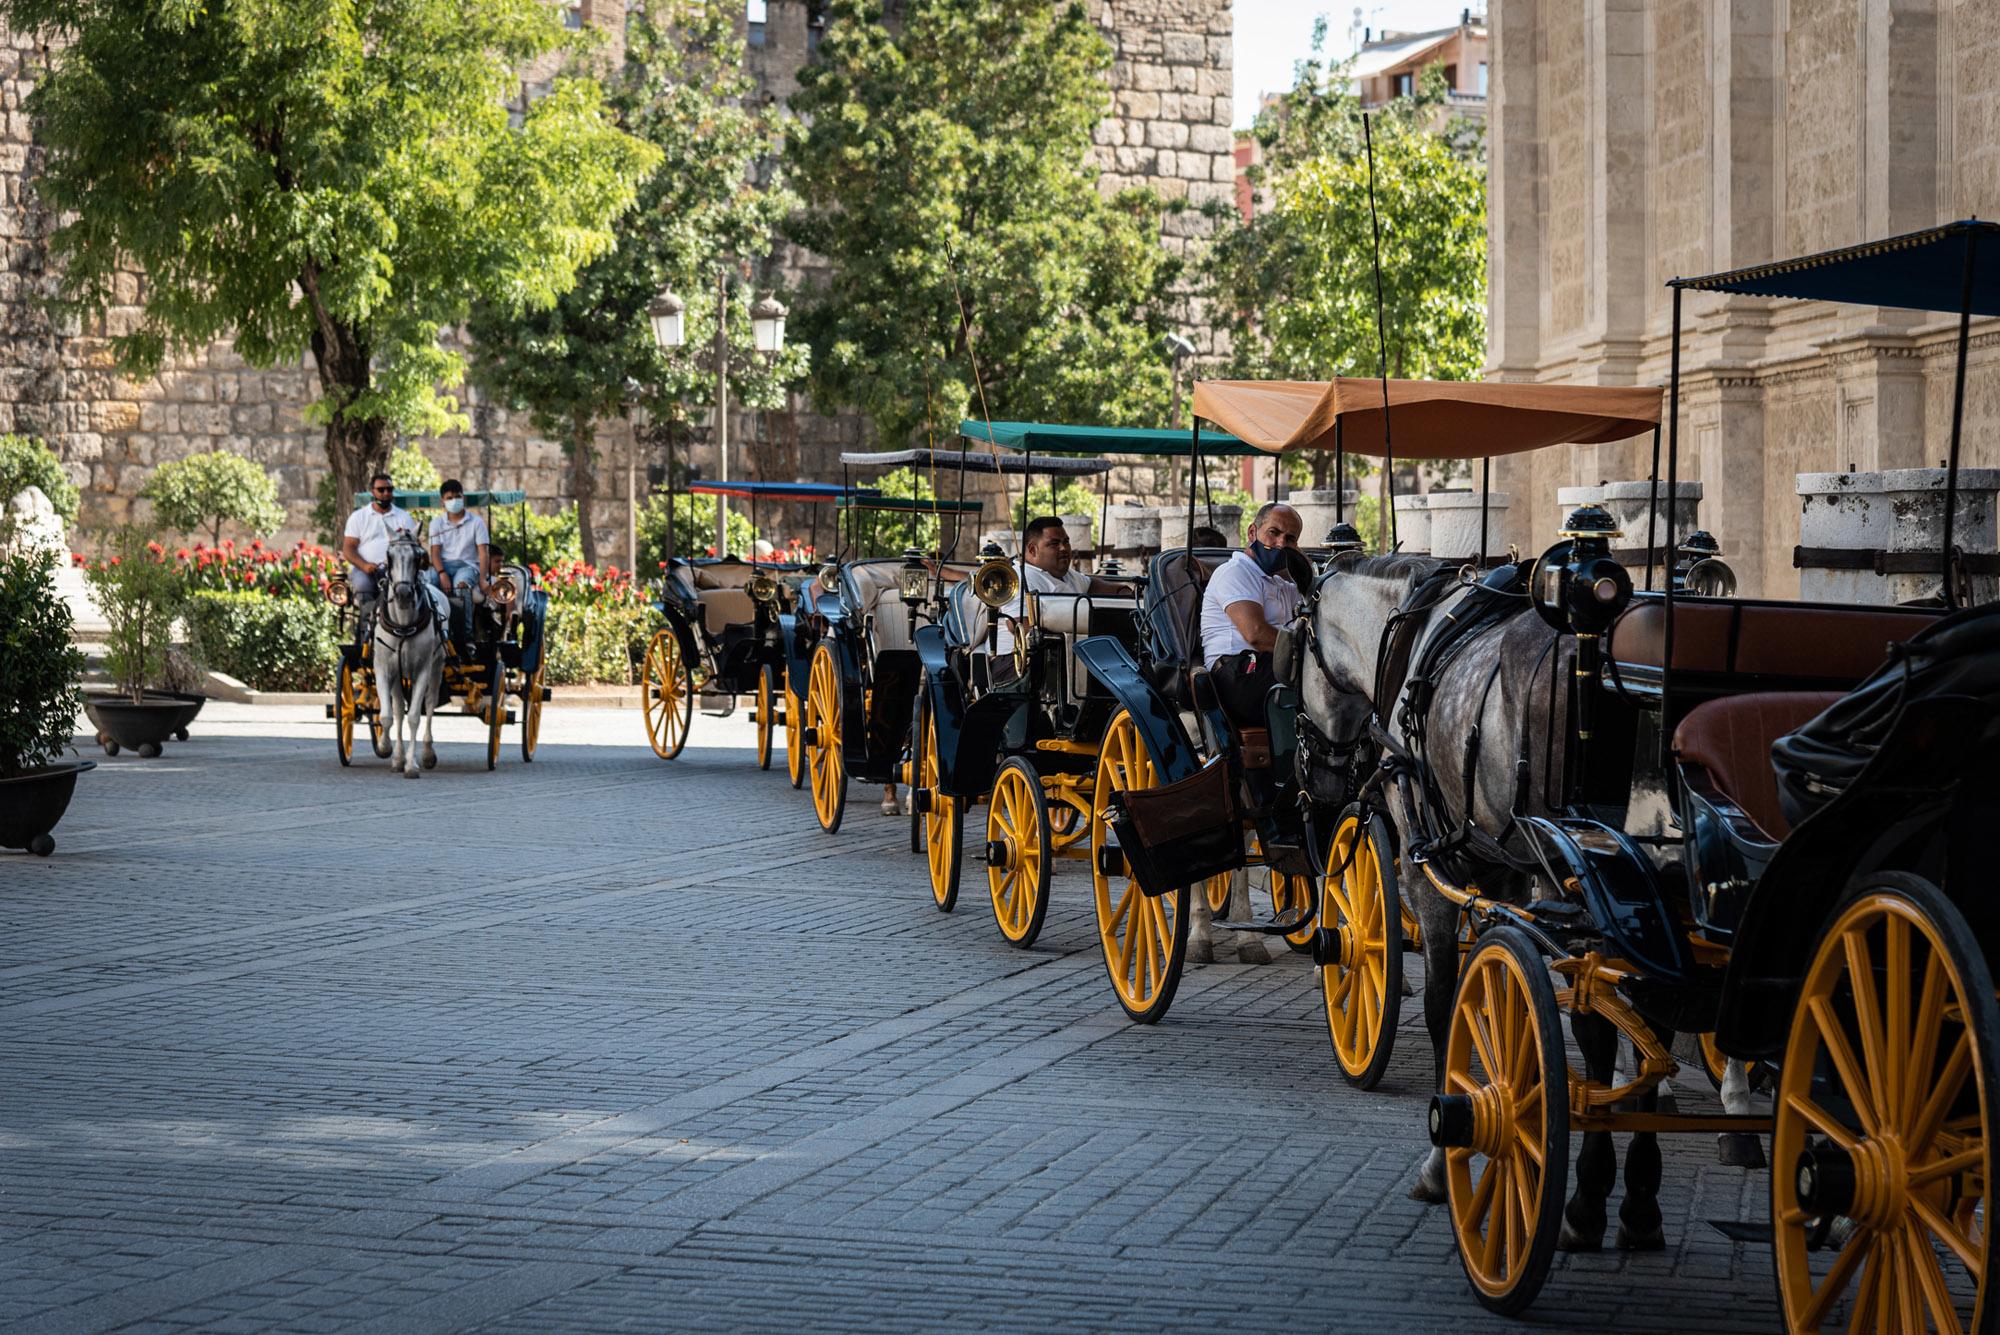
xmin=1055 ymin=512 xmax=1094 ymax=552
xmin=1163 ymin=503 xmax=1243 ymax=549
xmin=1797 ymin=469 xmax=2000 ymax=606
xmin=1288 ymin=490 xmax=1359 ymax=546
xmin=1600 ymin=480 xmax=1702 ymax=564
xmin=1104 ymin=504 xmax=1161 ymax=555
xmin=82 ymin=693 xmax=185 ymax=759
xmin=979 ymin=528 xmax=1021 ymax=558
xmin=1390 ymin=494 xmax=1431 ymax=553
xmin=1426 ymin=491 xmax=1512 ymax=561
xmin=0 ymin=760 xmax=94 ymax=856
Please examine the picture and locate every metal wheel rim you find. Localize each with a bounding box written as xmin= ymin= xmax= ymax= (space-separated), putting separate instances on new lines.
xmin=1322 ymin=814 xmax=1395 ymax=1080
xmin=987 ymin=761 xmax=1048 ymax=945
xmin=1090 ymin=710 xmax=1185 ymax=1021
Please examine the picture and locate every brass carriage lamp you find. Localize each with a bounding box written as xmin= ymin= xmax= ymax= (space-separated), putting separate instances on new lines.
xmin=750 ymin=295 xmax=788 ymax=355
xmin=648 ymin=291 xmax=686 ymax=350
xmin=749 ymin=569 xmax=780 ymax=605
xmin=898 ymin=547 xmax=929 ymax=605
xmin=1674 ymin=530 xmax=1736 ymax=597
xmin=490 ymin=572 xmax=520 ymax=606
xmin=326 ymin=574 xmax=352 ymax=607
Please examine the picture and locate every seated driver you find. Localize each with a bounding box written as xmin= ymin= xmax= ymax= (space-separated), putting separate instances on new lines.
xmin=341 ymin=471 xmax=419 ymax=609
xmin=426 ymin=478 xmax=491 ymax=643
xmin=993 ymin=516 xmax=1128 ymax=661
xmin=1199 ymin=502 xmax=1305 ymax=723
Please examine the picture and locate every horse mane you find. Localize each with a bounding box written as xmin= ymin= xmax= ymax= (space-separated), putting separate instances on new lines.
xmin=1325 ymin=551 xmax=1452 ymax=585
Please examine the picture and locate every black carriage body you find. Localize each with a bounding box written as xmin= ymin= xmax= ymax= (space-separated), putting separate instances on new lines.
xmin=657 ymin=556 xmax=795 ymax=695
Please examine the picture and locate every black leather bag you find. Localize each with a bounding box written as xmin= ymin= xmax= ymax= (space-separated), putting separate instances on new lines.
xmin=1110 ymin=758 xmax=1244 ymax=895
xmin=1773 ymin=601 xmax=2000 ymax=829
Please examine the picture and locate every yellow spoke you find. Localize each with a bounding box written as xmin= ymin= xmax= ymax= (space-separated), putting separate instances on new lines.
xmin=1885 ymin=915 xmax=1911 ymax=1128
xmin=1908 ymin=1146 xmax=1984 ymax=1188
xmin=1910 ymin=1033 xmax=1974 ymax=1158
xmin=1798 ymin=1226 xmax=1871 ymax=1331
xmin=1906 ymin=1219 xmax=1966 ymax=1335
xmin=1477 ymin=1160 xmax=1506 ymax=1278
xmin=1843 ymin=928 xmax=1892 ymax=1132
xmin=1910 ymin=1192 xmax=1985 ymax=1276
xmin=1809 ymin=995 xmax=1885 ymax=1141
xmin=1785 ymin=1093 xmax=1863 ymax=1153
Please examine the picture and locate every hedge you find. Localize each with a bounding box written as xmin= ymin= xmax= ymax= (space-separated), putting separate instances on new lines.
xmin=184 ymin=590 xmax=339 ymax=692
xmin=543 ymin=600 xmax=662 ymax=687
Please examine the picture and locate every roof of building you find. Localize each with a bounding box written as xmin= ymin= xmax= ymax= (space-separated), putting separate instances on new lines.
xmin=1348 ymin=25 xmax=1481 ymax=82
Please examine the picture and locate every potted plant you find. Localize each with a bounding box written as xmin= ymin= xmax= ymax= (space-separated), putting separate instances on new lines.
xmin=81 ymin=527 xmax=187 ymax=757
xmin=0 ymin=545 xmax=92 ymax=855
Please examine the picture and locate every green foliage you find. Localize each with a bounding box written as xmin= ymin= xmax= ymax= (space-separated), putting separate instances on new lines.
xmin=182 ymin=591 xmax=338 ymax=693
xmin=12 ymin=0 xmax=661 ymax=498
xmin=1201 ymin=55 xmax=1485 ymax=487
xmin=786 ymin=0 xmax=1179 ymax=447
xmin=0 ymin=435 xmax=78 ymax=527
xmin=471 ymin=1 xmax=803 ymax=446
xmin=636 ymin=490 xmax=757 ymax=570
xmin=0 ymin=549 xmax=85 ymax=773
xmin=488 ymin=503 xmax=585 ymax=570
xmin=82 ymin=529 xmax=184 ymax=702
xmin=1012 ymin=479 xmax=1100 ymax=530
xmin=390 ymin=445 xmax=442 ymax=494
xmin=844 ymin=467 xmax=940 ymax=556
xmin=140 ymin=451 xmax=286 ymax=546
xmin=543 ymin=602 xmax=662 ymax=686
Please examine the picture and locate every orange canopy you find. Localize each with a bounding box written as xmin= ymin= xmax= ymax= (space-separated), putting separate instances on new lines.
xmin=1189 ymin=377 xmax=1663 ymax=457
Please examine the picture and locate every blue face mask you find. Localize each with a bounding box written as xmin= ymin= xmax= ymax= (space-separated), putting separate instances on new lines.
xmin=1249 ymin=540 xmax=1288 ymax=576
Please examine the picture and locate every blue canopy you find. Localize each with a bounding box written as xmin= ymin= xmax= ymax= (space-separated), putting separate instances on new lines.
xmin=1673 ymin=220 xmax=2000 ymax=316
xmin=686 ymin=480 xmax=873 ymax=502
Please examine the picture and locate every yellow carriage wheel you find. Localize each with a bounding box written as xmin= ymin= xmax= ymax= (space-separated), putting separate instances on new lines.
xmin=1089 ymin=709 xmax=1189 ymax=1024
xmin=1321 ymin=809 xmax=1403 ymax=1090
xmin=1772 ymin=876 xmax=2000 ymax=1333
xmin=920 ymin=716 xmax=962 ymax=912
xmin=335 ymin=661 xmax=360 ymax=766
xmin=805 ymin=642 xmax=847 ymax=834
xmin=755 ymin=665 xmax=776 ymax=771
xmin=1204 ymin=870 xmax=1234 ymax=914
xmin=520 ymin=666 xmax=544 ymax=762
xmin=987 ymin=758 xmax=1053 ymax=947
xmin=1440 ymin=926 xmax=1567 ymax=1316
xmin=642 ymin=629 xmax=693 ymax=761
xmin=785 ymin=682 xmax=806 ymax=789
xmin=1269 ymin=868 xmax=1317 ymax=952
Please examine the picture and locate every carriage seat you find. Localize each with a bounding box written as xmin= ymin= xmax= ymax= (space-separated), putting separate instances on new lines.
xmin=946 ymin=579 xmax=991 ymax=650
xmin=1672 ymin=691 xmax=1843 ymax=840
xmin=690 ymin=559 xmax=759 ymax=632
xmin=1142 ymin=550 xmax=1231 ymax=709
xmin=1038 ymin=594 xmax=1139 ymax=699
xmin=1611 ymin=598 xmax=1936 ymax=685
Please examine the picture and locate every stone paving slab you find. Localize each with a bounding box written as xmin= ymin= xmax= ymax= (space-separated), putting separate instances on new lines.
xmin=0 ymin=704 xmax=1783 ymax=1331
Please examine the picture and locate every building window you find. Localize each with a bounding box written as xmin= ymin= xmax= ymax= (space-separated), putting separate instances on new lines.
xmin=562 ymin=2 xmax=582 ymax=29
xmin=1442 ymin=63 xmax=1457 ymax=88
xmin=1393 ymin=72 xmax=1413 ymax=98
xmin=1477 ymin=61 xmax=1489 ymax=94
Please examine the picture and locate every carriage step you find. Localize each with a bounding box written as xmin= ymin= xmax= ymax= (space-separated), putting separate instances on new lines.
xmin=1214 ymin=908 xmax=1314 ymax=937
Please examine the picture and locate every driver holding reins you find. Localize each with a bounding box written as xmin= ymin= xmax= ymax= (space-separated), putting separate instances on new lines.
xmin=342 ymin=471 xmax=419 ymax=607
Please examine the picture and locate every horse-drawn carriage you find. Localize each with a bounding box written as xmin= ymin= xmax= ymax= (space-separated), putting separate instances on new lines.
xmin=1188 ymin=226 xmax=2000 ymax=1325
xmin=641 ymin=479 xmax=851 ymax=770
xmin=326 ymin=488 xmax=549 ymax=772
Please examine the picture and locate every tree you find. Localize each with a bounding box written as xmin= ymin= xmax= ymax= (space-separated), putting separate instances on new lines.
xmin=141 ymin=451 xmax=286 ymax=547
xmin=470 ymin=0 xmax=804 ymax=564
xmin=785 ymin=0 xmax=1179 ymax=450
xmin=0 ymin=436 xmax=79 ymax=526
xmin=1201 ymin=52 xmax=1486 ymax=488
xmin=9 ymin=0 xmax=662 ymax=513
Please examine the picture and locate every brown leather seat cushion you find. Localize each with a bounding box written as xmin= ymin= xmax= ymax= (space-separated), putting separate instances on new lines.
xmin=693 ymin=561 xmax=755 ymax=590
xmin=698 ymin=587 xmax=756 ymax=632
xmin=1672 ymin=691 xmax=1843 ymax=839
xmin=1612 ymin=599 xmax=1934 ymax=686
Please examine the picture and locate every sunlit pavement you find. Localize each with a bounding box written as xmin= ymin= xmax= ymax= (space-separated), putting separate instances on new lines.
xmin=1 ymin=705 xmax=1776 ymax=1331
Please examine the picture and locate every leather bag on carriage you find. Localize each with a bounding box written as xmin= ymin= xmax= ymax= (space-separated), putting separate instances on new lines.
xmin=1110 ymin=758 xmax=1244 ymax=897
xmin=1772 ymin=599 xmax=2000 ymax=830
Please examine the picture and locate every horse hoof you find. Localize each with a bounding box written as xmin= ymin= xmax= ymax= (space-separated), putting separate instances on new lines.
xmin=421 ymin=751 xmax=437 ymax=771
xmin=1187 ymin=936 xmax=1216 ymax=966
xmin=1236 ymin=938 xmax=1272 ymax=965
xmin=1717 ymin=1133 xmax=1767 ymax=1169
xmin=404 ymin=768 xmax=420 ymax=779
xmin=1408 ymin=1151 xmax=1448 ymax=1204
xmin=1408 ymin=1179 xmax=1447 ymax=1205
xmin=1616 ymin=1223 xmax=1667 ymax=1252
xmin=1558 ymin=1220 xmax=1604 ymax=1253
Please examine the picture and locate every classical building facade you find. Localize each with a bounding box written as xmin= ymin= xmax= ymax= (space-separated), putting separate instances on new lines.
xmin=9 ymin=0 xmax=1232 ymax=556
xmin=1486 ymin=0 xmax=2000 ymax=596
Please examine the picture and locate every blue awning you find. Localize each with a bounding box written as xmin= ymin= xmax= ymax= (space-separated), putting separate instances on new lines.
xmin=1672 ymin=220 xmax=2000 ymax=316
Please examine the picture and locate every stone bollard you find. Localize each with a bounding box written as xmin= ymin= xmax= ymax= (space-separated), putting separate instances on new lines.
xmin=980 ymin=528 xmax=1021 ymax=557
xmin=1390 ymin=493 xmax=1430 ymax=553
xmin=1600 ymin=481 xmax=1703 ymax=569
xmin=1055 ymin=512 xmax=1093 ymax=553
xmin=1102 ymin=504 xmax=1157 ymax=556
xmin=1426 ymin=491 xmax=1512 ymax=562
xmin=1796 ymin=469 xmax=2000 ymax=606
xmin=1164 ymin=502 xmax=1243 ymax=549
xmin=1287 ymin=489 xmax=1359 ymax=547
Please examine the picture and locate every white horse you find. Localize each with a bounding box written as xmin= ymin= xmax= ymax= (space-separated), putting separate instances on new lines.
xmin=373 ymin=533 xmax=447 ymax=778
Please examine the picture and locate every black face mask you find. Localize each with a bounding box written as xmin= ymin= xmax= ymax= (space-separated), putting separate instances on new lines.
xmin=1248 ymin=539 xmax=1288 ymax=576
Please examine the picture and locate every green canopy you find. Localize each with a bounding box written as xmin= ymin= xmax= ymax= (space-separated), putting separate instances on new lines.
xmin=837 ymin=495 xmax=985 ymax=516
xmin=958 ymin=419 xmax=1259 ymax=458
xmin=351 ymin=488 xmax=528 ymax=508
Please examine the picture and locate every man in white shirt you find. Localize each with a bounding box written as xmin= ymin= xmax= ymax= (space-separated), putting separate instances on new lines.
xmin=994 ymin=516 xmax=1129 ymax=657
xmin=1199 ymin=502 xmax=1306 ymax=722
xmin=426 ymin=478 xmax=491 ymax=642
xmin=341 ymin=471 xmax=419 ymax=605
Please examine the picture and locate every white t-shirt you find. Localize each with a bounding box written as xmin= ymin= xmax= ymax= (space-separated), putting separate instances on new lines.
xmin=344 ymin=504 xmax=418 ymax=565
xmin=992 ymin=563 xmax=1092 ymax=655
xmin=1201 ymin=549 xmax=1303 ymax=666
xmin=429 ymin=511 xmax=490 ymax=567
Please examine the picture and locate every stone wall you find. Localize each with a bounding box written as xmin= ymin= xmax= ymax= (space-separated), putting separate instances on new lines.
xmin=13 ymin=0 xmax=1232 ymax=561
xmin=1487 ymin=0 xmax=2000 ymax=597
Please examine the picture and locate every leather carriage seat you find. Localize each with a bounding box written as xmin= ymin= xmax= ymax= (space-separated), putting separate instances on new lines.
xmin=1145 ymin=549 xmax=1230 ymax=670
xmin=1612 ymin=598 xmax=1935 ymax=686
xmin=947 ymin=580 xmax=991 ymax=650
xmin=692 ymin=561 xmax=756 ymax=590
xmin=697 ymin=587 xmax=756 ymax=633
xmin=1672 ymin=691 xmax=1843 ymax=840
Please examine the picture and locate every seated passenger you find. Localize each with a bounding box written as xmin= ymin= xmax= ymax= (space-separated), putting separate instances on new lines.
xmin=342 ymin=471 xmax=419 ymax=609
xmin=1199 ymin=502 xmax=1305 ymax=723
xmin=425 ymin=478 xmax=491 ymax=644
xmin=1191 ymin=524 xmax=1230 ymax=549
xmin=993 ymin=516 xmax=1128 ymax=660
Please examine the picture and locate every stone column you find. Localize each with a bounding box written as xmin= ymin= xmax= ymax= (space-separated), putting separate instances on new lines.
xmin=1390 ymin=494 xmax=1430 ymax=554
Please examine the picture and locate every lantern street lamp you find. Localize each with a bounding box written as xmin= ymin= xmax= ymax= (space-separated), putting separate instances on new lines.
xmin=648 ymin=291 xmax=686 ymax=350
xmin=751 ymin=295 xmax=789 ymax=355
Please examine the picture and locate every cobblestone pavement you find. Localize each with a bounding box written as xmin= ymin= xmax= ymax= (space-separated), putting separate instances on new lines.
xmin=2 ymin=704 xmax=1781 ymax=1332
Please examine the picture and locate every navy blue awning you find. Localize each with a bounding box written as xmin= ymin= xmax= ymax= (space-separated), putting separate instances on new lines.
xmin=1673 ymin=220 xmax=2000 ymax=316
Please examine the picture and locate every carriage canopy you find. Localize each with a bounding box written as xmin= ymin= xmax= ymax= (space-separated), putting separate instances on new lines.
xmin=350 ymin=488 xmax=529 ymax=507
xmin=1671 ymin=219 xmax=2000 ymax=315
xmin=1188 ymin=379 xmax=1663 ymax=458
xmin=685 ymin=480 xmax=871 ymax=501
xmin=838 ymin=447 xmax=1115 ymax=476
xmin=956 ymin=420 xmax=1262 ymax=458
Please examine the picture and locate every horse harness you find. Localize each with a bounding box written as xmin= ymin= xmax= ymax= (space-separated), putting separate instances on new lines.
xmin=372 ymin=539 xmax=446 ymax=696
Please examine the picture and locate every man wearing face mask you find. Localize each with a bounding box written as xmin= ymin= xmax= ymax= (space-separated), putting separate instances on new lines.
xmin=1199 ymin=501 xmax=1307 ymax=723
xmin=341 ymin=471 xmax=419 ymax=607
xmin=426 ymin=478 xmax=491 ymax=645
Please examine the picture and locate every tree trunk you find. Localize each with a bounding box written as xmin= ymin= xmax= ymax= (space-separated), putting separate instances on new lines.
xmin=570 ymin=413 xmax=599 ymax=567
xmin=302 ymin=266 xmax=389 ymax=526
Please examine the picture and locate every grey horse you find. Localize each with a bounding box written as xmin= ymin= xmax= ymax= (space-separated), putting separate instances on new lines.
xmin=372 ymin=533 xmax=446 ymax=778
xmin=1299 ymin=553 xmax=1671 ymax=1253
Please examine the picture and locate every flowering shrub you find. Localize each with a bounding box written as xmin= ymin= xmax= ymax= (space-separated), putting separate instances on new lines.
xmin=534 ymin=560 xmax=664 ymax=686
xmin=169 ymin=539 xmax=344 ymax=600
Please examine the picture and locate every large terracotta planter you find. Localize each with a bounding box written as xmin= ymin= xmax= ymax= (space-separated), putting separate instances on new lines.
xmin=82 ymin=693 xmax=184 ymax=758
xmin=0 ymin=760 xmax=95 ymax=856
